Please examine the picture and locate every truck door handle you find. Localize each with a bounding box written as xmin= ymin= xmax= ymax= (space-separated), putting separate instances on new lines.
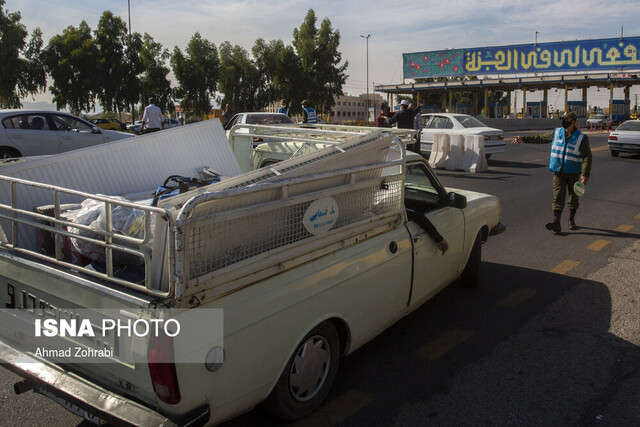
xmin=413 ymin=233 xmax=425 ymax=243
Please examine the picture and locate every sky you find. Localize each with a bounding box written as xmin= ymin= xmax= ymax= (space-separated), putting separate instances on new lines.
xmin=7 ymin=0 xmax=640 ymax=111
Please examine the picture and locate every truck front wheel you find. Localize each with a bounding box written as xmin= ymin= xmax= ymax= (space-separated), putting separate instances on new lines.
xmin=263 ymin=321 xmax=340 ymax=421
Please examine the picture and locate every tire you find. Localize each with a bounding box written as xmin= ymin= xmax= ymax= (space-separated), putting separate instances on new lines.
xmin=263 ymin=321 xmax=340 ymax=421
xmin=0 ymin=147 xmax=21 ymax=160
xmin=610 ymin=150 xmax=619 ymax=157
xmin=460 ymin=233 xmax=482 ymax=287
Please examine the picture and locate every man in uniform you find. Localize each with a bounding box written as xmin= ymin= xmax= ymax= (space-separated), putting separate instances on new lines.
xmin=512 ymin=111 xmax=592 ymax=233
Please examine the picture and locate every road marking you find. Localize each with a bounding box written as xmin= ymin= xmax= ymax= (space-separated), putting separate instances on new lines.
xmin=587 ymin=240 xmax=611 ymax=251
xmin=317 ymin=390 xmax=375 ymax=425
xmin=417 ymin=328 xmax=474 ymax=361
xmin=636 ymin=214 xmax=640 ymax=220
xmin=614 ymin=225 xmax=633 ymax=233
xmin=591 ymin=146 xmax=610 ymax=152
xmin=551 ymin=260 xmax=581 ymax=275
xmin=498 ymin=287 xmax=538 ymax=307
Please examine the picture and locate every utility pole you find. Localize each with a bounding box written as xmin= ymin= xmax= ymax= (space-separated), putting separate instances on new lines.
xmin=360 ymin=34 xmax=371 ymax=122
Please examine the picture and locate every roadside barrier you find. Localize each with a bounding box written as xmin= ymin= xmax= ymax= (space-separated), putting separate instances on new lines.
xmin=428 ymin=133 xmax=488 ymax=173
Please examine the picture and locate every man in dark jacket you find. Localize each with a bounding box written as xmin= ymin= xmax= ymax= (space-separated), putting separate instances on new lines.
xmin=385 ymin=99 xmax=416 ymax=129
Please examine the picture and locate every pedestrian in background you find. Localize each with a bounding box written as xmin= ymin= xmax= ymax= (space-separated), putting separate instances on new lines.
xmin=512 ymin=111 xmax=592 ymax=233
xmin=385 ymin=99 xmax=416 ymax=129
xmin=301 ymin=100 xmax=317 ymax=124
xmin=277 ymin=100 xmax=290 ymax=116
xmin=412 ymin=104 xmax=424 ymax=153
xmin=222 ymin=104 xmax=236 ymax=124
xmin=141 ymin=97 xmax=164 ymax=133
xmin=376 ymin=101 xmax=394 ymax=127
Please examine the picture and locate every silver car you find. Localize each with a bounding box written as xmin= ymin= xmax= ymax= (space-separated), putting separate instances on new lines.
xmin=419 ymin=113 xmax=505 ymax=156
xmin=0 ymin=109 xmax=133 ymax=159
xmin=608 ymin=120 xmax=640 ymax=157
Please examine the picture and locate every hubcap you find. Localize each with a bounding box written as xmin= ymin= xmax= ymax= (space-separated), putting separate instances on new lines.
xmin=289 ymin=335 xmax=331 ymax=402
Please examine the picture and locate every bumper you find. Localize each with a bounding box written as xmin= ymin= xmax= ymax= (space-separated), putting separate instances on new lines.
xmin=489 ymin=222 xmax=506 ymax=236
xmin=608 ymin=142 xmax=640 ymax=153
xmin=0 ymin=340 xmax=210 ymax=427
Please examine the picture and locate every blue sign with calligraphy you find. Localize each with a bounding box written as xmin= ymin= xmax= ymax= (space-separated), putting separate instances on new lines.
xmin=403 ymin=37 xmax=640 ymax=79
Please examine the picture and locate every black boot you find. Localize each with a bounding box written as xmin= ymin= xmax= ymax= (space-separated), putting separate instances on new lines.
xmin=569 ymin=209 xmax=578 ymax=230
xmin=546 ymin=210 xmax=562 ymax=234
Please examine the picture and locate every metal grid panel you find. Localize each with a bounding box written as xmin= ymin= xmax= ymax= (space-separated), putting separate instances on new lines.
xmin=185 ymin=178 xmax=403 ymax=280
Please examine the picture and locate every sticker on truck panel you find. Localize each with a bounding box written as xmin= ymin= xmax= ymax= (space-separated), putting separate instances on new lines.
xmin=303 ymin=197 xmax=339 ymax=235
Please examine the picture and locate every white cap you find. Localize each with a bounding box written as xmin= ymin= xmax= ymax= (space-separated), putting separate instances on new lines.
xmin=400 ymin=100 xmax=409 ymax=106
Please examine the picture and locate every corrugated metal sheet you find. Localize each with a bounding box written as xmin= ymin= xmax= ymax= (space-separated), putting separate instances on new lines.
xmin=0 ymin=120 xmax=240 ymax=250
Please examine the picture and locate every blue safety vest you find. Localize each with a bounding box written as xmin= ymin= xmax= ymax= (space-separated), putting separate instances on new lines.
xmin=549 ymin=127 xmax=584 ymax=174
xmin=303 ymin=107 xmax=317 ymax=123
xmin=277 ymin=106 xmax=289 ymax=116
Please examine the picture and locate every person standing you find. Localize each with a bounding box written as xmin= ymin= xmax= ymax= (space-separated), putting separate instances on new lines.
xmin=301 ymin=100 xmax=317 ymax=124
xmin=385 ymin=99 xmax=416 ymax=129
xmin=222 ymin=104 xmax=236 ymax=124
xmin=412 ymin=104 xmax=424 ymax=153
xmin=512 ymin=111 xmax=592 ymax=233
xmin=141 ymin=97 xmax=164 ymax=133
xmin=376 ymin=101 xmax=395 ymax=127
xmin=277 ymin=100 xmax=290 ymax=116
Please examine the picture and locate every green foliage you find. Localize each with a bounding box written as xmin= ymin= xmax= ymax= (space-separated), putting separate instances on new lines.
xmin=139 ymin=33 xmax=171 ymax=111
xmin=0 ymin=0 xmax=46 ymax=108
xmin=43 ymin=21 xmax=100 ymax=114
xmin=94 ymin=11 xmax=135 ymax=114
xmin=171 ymin=32 xmax=219 ymax=118
xmin=291 ymin=9 xmax=348 ymax=114
xmin=218 ymin=41 xmax=267 ymax=111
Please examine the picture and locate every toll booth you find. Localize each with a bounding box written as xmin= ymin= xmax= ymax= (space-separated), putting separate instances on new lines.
xmin=567 ymin=101 xmax=587 ymax=118
xmin=611 ymin=99 xmax=630 ymax=123
xmin=423 ymin=104 xmax=440 ymax=114
xmin=454 ymin=103 xmax=472 ymax=115
xmin=526 ymin=102 xmax=543 ymax=119
xmin=488 ymin=102 xmax=506 ymax=118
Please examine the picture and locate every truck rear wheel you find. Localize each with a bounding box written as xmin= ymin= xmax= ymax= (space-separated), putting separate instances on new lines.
xmin=460 ymin=233 xmax=482 ymax=287
xmin=263 ymin=321 xmax=340 ymax=421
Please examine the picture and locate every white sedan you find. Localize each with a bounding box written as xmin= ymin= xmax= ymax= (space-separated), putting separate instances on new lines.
xmin=0 ymin=109 xmax=133 ymax=159
xmin=608 ymin=119 xmax=640 ymax=157
xmin=419 ymin=113 xmax=505 ymax=156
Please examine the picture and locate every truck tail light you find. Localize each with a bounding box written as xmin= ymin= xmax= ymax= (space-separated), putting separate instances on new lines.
xmin=498 ymin=135 xmax=504 ymax=140
xmin=608 ymin=135 xmax=618 ymax=141
xmin=148 ymin=333 xmax=181 ymax=404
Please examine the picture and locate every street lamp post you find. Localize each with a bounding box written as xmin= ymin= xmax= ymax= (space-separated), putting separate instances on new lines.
xmin=360 ymin=34 xmax=370 ymax=122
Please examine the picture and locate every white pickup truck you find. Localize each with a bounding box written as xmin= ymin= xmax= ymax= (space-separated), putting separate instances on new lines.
xmin=0 ymin=121 xmax=504 ymax=425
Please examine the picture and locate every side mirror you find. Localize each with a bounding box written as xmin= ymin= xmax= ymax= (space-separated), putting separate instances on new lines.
xmin=448 ymin=192 xmax=467 ymax=209
xmin=91 ymin=126 xmax=101 ymax=134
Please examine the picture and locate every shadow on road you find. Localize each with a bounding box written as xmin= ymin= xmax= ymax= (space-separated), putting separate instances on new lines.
xmin=224 ymin=261 xmax=640 ymax=426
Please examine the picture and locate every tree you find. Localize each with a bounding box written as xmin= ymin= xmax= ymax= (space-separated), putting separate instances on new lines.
xmin=94 ymin=11 xmax=134 ymax=114
xmin=252 ymin=39 xmax=303 ymax=110
xmin=218 ymin=41 xmax=266 ymax=112
xmin=138 ymin=33 xmax=171 ymax=112
xmin=43 ymin=21 xmax=100 ymax=114
xmin=0 ymin=0 xmax=46 ymax=108
xmin=292 ymin=9 xmax=347 ymax=115
xmin=171 ymin=32 xmax=219 ymax=118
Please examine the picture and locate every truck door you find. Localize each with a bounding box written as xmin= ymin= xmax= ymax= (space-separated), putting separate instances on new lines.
xmin=403 ymin=162 xmax=465 ymax=305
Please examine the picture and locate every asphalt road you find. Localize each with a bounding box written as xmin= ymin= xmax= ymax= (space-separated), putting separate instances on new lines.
xmin=1 ymin=130 xmax=639 ymax=426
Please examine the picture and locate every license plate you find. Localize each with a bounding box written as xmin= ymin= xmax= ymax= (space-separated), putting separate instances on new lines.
xmin=34 ymin=385 xmax=105 ymax=424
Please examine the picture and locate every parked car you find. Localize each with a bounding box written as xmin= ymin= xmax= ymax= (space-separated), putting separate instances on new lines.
xmin=90 ymin=118 xmax=126 ymax=131
xmin=608 ymin=119 xmax=640 ymax=157
xmin=419 ymin=113 xmax=505 ymax=156
xmin=163 ymin=118 xmax=182 ymax=129
xmin=586 ymin=114 xmax=612 ymax=129
xmin=0 ymin=109 xmax=133 ymax=159
xmin=224 ymin=112 xmax=295 ymax=146
xmin=223 ymin=112 xmax=294 ymax=130
xmin=129 ymin=118 xmax=183 ymax=134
